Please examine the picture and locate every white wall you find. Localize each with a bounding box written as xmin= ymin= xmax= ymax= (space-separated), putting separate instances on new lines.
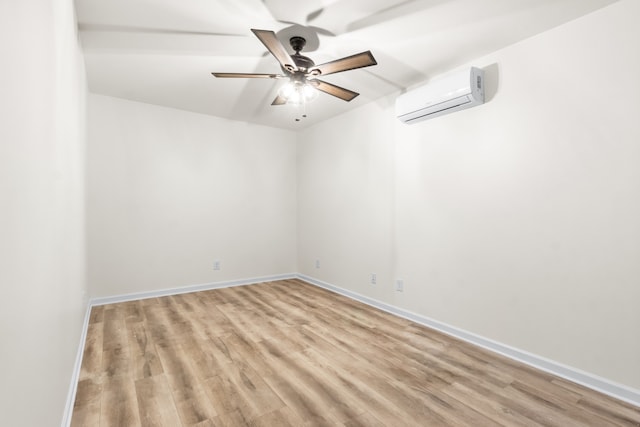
xmin=298 ymin=0 xmax=640 ymax=390
xmin=297 ymin=99 xmax=396 ymax=301
xmin=87 ymin=95 xmax=297 ymax=297
xmin=0 ymin=0 xmax=87 ymax=425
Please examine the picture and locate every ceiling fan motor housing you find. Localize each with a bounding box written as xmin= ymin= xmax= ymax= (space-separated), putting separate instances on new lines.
xmin=282 ymin=36 xmax=315 ymax=74
xmin=293 ymin=54 xmax=315 ymax=72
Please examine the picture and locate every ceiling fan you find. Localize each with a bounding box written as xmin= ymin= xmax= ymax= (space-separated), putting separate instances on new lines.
xmin=211 ymin=29 xmax=377 ymax=106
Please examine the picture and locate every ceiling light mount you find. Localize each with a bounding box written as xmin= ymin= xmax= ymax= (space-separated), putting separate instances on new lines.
xmin=289 ymin=36 xmax=306 ymax=54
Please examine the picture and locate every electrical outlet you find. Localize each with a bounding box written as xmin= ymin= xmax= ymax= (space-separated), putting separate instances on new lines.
xmin=370 ymin=273 xmax=377 ymax=285
xmin=213 ymin=260 xmax=220 ymax=270
xmin=396 ymin=279 xmax=404 ymax=292
xmin=315 ymin=259 xmax=320 ymax=269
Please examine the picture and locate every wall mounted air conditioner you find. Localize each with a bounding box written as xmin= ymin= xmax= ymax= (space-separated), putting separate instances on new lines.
xmin=396 ymin=67 xmax=484 ymax=124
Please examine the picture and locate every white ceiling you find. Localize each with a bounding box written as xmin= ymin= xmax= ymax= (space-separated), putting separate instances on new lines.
xmin=77 ymin=0 xmax=617 ymax=130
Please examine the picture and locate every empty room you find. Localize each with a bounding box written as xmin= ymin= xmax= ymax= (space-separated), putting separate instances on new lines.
xmin=1 ymin=0 xmax=639 ymax=426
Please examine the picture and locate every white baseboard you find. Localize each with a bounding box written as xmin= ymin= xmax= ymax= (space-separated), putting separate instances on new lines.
xmin=296 ymin=273 xmax=640 ymax=408
xmin=61 ymin=271 xmax=639 ymax=426
xmin=90 ymin=273 xmax=297 ymax=306
xmin=61 ymin=301 xmax=93 ymax=427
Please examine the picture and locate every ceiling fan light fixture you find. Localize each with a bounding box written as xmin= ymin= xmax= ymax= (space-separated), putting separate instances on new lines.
xmin=279 ymin=81 xmax=295 ymax=98
xmin=278 ymin=81 xmax=318 ymax=105
xmin=302 ymin=83 xmax=318 ymax=101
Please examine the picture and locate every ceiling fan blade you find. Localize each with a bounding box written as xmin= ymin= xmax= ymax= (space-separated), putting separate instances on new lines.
xmin=251 ymin=29 xmax=298 ymax=72
xmin=212 ymin=72 xmax=283 ymax=79
xmin=271 ymin=95 xmax=288 ymax=105
xmin=311 ymin=79 xmax=359 ymax=102
xmin=309 ymin=51 xmax=377 ymax=77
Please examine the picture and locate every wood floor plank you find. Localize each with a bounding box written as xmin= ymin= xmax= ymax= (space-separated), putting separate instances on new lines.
xmin=126 ymin=322 xmax=164 ymax=380
xmin=72 ymin=279 xmax=640 ymax=426
xmin=226 ymin=363 xmax=286 ymax=419
xmin=102 ymin=306 xmax=128 ymax=353
xmin=89 ymin=305 xmax=105 ymax=324
xmin=261 ymin=368 xmax=343 ymax=425
xmin=173 ymin=390 xmax=219 ymax=426
xmin=248 ymin=406 xmax=304 ymax=427
xmin=79 ymin=322 xmax=104 ymax=380
xmin=178 ymin=336 xmax=233 ymax=382
xmin=154 ymin=340 xmax=220 ymax=424
xmin=101 ymin=377 xmax=141 ymax=427
xmin=506 ymin=380 xmax=619 ymax=426
xmin=71 ymin=378 xmax=102 ymax=427
xmin=293 ymin=336 xmax=448 ymax=426
xmin=216 ymin=302 xmax=268 ymax=344
xmin=203 ymin=373 xmax=244 ymax=417
xmin=101 ymin=346 xmax=131 ymax=379
xmin=273 ymin=350 xmax=365 ymax=423
xmin=135 ymin=375 xmax=182 ymax=426
xmin=576 ymin=396 xmax=640 ymax=427
xmin=220 ymin=331 xmax=281 ymax=378
xmin=190 ymin=419 xmax=220 ymax=427
xmin=122 ymin=300 xmax=145 ymax=324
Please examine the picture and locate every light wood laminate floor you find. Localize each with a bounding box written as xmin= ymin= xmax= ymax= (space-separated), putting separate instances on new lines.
xmin=72 ymin=279 xmax=640 ymax=426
